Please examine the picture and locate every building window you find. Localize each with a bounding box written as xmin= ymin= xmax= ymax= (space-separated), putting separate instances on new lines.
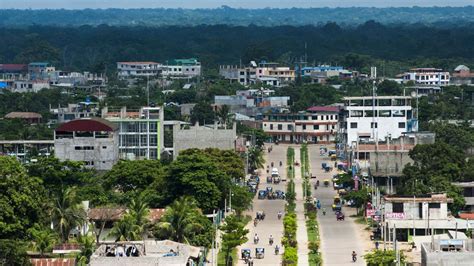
xmin=428 ymin=203 xmax=440 ymax=209
xmin=398 ymin=122 xmax=406 ymax=129
xmin=313 ymin=125 xmax=319 ymax=130
xmin=287 ymin=125 xmax=293 ymax=131
xmin=302 ymin=125 xmax=306 ymax=130
xmin=350 ymin=122 xmax=357 ymax=129
xmin=392 ymin=203 xmax=404 ymax=213
xmin=371 ymin=122 xmax=378 ymax=128
xmin=102 ymin=146 xmax=107 ymax=149
xmin=277 ymin=124 xmax=283 ymax=130
xmin=270 ymin=124 xmax=273 ymax=130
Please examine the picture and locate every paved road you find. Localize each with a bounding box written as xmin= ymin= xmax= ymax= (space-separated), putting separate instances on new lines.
xmin=308 ymin=144 xmax=366 ymax=266
xmin=236 ymin=144 xmax=288 ymax=266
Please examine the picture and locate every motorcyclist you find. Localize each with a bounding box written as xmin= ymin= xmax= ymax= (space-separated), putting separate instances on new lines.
xmin=277 ymin=211 xmax=282 ymax=220
xmin=352 ymin=251 xmax=357 ymax=262
xmin=274 ymin=245 xmax=280 ymax=255
xmin=254 ymin=233 xmax=259 ymax=244
xmin=269 ymin=235 xmax=274 ymax=245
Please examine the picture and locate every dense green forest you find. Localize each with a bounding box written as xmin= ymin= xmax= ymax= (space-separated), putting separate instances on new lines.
xmin=1 ymin=7 xmax=474 ymax=27
xmin=1 ymin=22 xmax=474 ymax=76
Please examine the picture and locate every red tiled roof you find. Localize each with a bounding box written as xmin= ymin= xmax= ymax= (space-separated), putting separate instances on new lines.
xmin=307 ymin=106 xmax=340 ymax=112
xmin=30 ymin=258 xmax=76 ymax=266
xmin=459 ymin=213 xmax=474 ymax=219
xmin=0 ymin=64 xmax=27 ymax=72
xmin=55 ymin=117 xmax=118 ymax=132
xmin=88 ymin=207 xmax=165 ymax=222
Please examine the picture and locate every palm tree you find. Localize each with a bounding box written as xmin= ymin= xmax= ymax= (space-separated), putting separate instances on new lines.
xmin=216 ymin=104 xmax=230 ymax=128
xmin=108 ymin=194 xmax=150 ymax=242
xmin=248 ymin=147 xmax=265 ymax=172
xmin=76 ymin=234 xmax=95 ymax=264
xmin=51 ymin=188 xmax=87 ymax=243
xmin=29 ymin=227 xmax=57 ymax=257
xmin=154 ymin=196 xmax=204 ymax=243
xmin=108 ymin=215 xmax=140 ymax=241
xmin=128 ymin=194 xmax=150 ymax=238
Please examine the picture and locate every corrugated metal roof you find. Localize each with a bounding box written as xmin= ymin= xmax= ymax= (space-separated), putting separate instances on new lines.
xmin=5 ymin=112 xmax=42 ymax=119
xmin=55 ymin=117 xmax=118 ymax=132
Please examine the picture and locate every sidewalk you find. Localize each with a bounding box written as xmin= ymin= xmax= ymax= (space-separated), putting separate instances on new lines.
xmin=294 ymin=147 xmax=309 ymax=266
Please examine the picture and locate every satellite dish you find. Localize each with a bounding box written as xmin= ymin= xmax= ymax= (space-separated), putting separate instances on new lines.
xmin=410 ymin=91 xmax=417 ymax=97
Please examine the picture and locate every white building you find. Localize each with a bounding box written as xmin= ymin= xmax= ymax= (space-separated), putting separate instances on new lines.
xmin=380 ymin=194 xmax=471 ymax=241
xmin=340 ymin=96 xmax=416 ymax=146
xmin=219 ymin=61 xmax=295 ymax=87
xmin=117 ymin=62 xmax=162 ymax=79
xmin=102 ymin=106 xmax=164 ymax=160
xmin=262 ymin=106 xmax=339 ymax=143
xmin=161 ymin=58 xmax=201 ymax=78
xmin=12 ymin=80 xmax=50 ymax=93
xmin=401 ymin=68 xmax=450 ymax=86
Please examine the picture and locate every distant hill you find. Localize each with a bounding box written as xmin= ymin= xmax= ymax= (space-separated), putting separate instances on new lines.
xmin=1 ymin=6 xmax=474 ymax=27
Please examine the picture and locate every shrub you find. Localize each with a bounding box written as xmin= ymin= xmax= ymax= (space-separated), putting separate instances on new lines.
xmin=283 ymin=247 xmax=298 ymax=265
xmin=308 ymin=241 xmax=320 ymax=253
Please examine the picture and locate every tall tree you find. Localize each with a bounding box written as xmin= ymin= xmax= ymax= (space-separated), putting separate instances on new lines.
xmin=51 ymin=188 xmax=87 ymax=243
xmin=0 ymin=156 xmax=45 ymax=239
xmin=190 ymin=101 xmax=215 ymax=125
xmin=220 ymin=215 xmax=249 ymax=266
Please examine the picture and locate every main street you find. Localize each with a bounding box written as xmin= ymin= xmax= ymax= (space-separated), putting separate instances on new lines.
xmin=237 ymin=144 xmax=288 ymax=266
xmin=308 ymin=144 xmax=367 ymax=265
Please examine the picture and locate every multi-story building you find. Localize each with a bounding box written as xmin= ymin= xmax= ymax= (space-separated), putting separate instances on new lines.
xmin=54 ymin=117 xmax=119 ymax=171
xmin=262 ymin=106 xmax=339 ymax=143
xmin=162 ymin=58 xmax=201 ymax=78
xmin=379 ymin=194 xmax=470 ymax=241
xmin=401 ymin=68 xmax=450 ymax=86
xmin=299 ymin=65 xmax=344 ymax=77
xmin=101 ymin=106 xmax=164 ymax=160
xmin=339 ymin=96 xmax=416 ymax=146
xmin=219 ymin=61 xmax=295 ymax=87
xmin=172 ymin=122 xmax=237 ymax=159
xmin=453 ymin=182 xmax=474 ymax=215
xmin=28 ymin=62 xmax=55 ymax=80
xmin=50 ymin=101 xmax=100 ymax=124
xmin=117 ymin=61 xmax=162 ymax=79
xmin=451 ymin=65 xmax=474 ymax=85
xmin=12 ymin=80 xmax=50 ymax=93
xmin=349 ymin=132 xmax=435 ymax=193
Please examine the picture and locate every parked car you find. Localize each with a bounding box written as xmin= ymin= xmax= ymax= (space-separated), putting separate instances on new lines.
xmin=258 ymin=190 xmax=267 ymax=199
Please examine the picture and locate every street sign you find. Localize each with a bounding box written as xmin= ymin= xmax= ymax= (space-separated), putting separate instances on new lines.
xmin=366 ymin=209 xmax=376 ymax=216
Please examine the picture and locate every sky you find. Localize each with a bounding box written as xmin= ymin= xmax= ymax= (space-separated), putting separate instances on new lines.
xmin=0 ymin=0 xmax=472 ymax=9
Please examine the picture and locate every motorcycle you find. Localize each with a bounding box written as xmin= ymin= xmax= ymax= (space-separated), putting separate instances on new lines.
xmin=279 ymin=161 xmax=282 ymax=166
xmin=269 ymin=238 xmax=274 ymax=246
xmin=274 ymin=246 xmax=280 ymax=255
xmin=277 ymin=213 xmax=282 ymax=220
xmin=254 ymin=237 xmax=259 ymax=244
xmin=254 ymin=219 xmax=258 ymax=227
xmin=352 ymin=255 xmax=357 ymax=262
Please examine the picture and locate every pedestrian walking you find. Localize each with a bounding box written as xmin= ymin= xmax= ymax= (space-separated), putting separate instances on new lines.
xmin=375 ymin=241 xmax=379 ymax=250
